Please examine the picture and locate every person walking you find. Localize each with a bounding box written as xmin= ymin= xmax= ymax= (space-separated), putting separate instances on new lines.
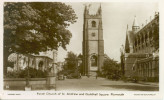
xmin=96 ymin=73 xmax=98 ymax=79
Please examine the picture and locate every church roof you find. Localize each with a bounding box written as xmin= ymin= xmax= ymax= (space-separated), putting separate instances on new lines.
xmin=125 ymin=32 xmax=130 ymax=53
xmin=133 ymin=16 xmax=139 ymax=27
xmin=124 ymin=30 xmax=135 ymax=53
xmin=127 ymin=31 xmax=134 ymax=45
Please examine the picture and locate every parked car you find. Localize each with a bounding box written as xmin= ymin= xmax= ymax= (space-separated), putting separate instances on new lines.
xmin=66 ymin=73 xmax=81 ymax=79
xmin=58 ymin=74 xmax=64 ymax=80
xmin=67 ymin=74 xmax=73 ymax=79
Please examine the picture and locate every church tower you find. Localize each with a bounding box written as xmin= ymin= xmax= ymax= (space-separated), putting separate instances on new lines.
xmin=82 ymin=5 xmax=104 ymax=76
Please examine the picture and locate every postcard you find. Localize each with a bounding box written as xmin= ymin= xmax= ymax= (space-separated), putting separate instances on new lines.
xmin=0 ymin=0 xmax=164 ymax=99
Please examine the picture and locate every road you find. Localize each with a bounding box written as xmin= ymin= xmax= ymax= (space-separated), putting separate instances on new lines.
xmin=56 ymin=76 xmax=159 ymax=91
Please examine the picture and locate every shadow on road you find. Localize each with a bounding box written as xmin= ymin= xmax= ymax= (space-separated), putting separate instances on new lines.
xmin=101 ymin=85 xmax=159 ymax=91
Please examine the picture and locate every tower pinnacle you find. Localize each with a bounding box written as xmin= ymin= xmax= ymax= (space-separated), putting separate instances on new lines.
xmin=84 ymin=5 xmax=89 ymax=15
xmin=97 ymin=3 xmax=102 ymax=15
xmin=133 ymin=16 xmax=139 ymax=27
xmin=132 ymin=16 xmax=140 ymax=32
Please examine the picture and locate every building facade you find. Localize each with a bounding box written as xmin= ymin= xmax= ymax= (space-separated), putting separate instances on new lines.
xmin=7 ymin=50 xmax=58 ymax=73
xmin=82 ymin=5 xmax=104 ymax=76
xmin=9 ymin=54 xmax=53 ymax=72
xmin=122 ymin=12 xmax=159 ymax=81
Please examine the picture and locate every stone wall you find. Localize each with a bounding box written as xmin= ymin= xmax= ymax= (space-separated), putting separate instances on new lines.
xmin=4 ymin=78 xmax=48 ymax=90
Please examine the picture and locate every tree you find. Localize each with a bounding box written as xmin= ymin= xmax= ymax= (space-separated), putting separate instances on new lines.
xmin=77 ymin=53 xmax=83 ymax=74
xmin=65 ymin=51 xmax=77 ymax=71
xmin=102 ymin=58 xmax=120 ymax=80
xmin=4 ymin=2 xmax=77 ymax=75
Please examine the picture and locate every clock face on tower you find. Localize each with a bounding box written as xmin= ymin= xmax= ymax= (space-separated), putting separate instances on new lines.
xmin=92 ymin=33 xmax=96 ymax=37
xmin=88 ymin=30 xmax=98 ymax=40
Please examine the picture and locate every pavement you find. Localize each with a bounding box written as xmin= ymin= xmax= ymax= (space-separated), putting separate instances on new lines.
xmin=56 ymin=76 xmax=159 ymax=91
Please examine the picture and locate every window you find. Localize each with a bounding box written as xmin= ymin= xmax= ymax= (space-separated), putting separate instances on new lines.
xmin=38 ymin=61 xmax=43 ymax=70
xmin=145 ymin=33 xmax=148 ymax=41
xmin=91 ymin=55 xmax=97 ymax=66
xmin=149 ymin=31 xmax=152 ymax=38
xmin=92 ymin=21 xmax=96 ymax=27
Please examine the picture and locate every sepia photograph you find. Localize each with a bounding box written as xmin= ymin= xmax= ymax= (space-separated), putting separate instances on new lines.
xmin=3 ymin=1 xmax=159 ymax=91
xmin=1 ymin=0 xmax=163 ymax=99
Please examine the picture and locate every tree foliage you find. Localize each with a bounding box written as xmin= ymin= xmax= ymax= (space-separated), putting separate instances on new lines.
xmin=6 ymin=67 xmax=47 ymax=78
xmin=64 ymin=51 xmax=77 ymax=71
xmin=4 ymin=2 xmax=77 ymax=54
xmin=102 ymin=58 xmax=121 ymax=80
xmin=4 ymin=2 xmax=77 ymax=75
xmin=77 ymin=53 xmax=83 ymax=74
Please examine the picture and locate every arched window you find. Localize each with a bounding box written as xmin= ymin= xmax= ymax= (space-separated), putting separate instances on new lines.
xmin=145 ymin=33 xmax=148 ymax=41
xmin=91 ymin=55 xmax=97 ymax=66
xmin=32 ymin=60 xmax=34 ymax=65
xmin=135 ymin=38 xmax=137 ymax=46
xmin=92 ymin=21 xmax=96 ymax=27
xmin=138 ymin=37 xmax=140 ymax=45
xmin=38 ymin=61 xmax=43 ymax=70
xmin=141 ymin=33 xmax=144 ymax=43
xmin=149 ymin=30 xmax=152 ymax=38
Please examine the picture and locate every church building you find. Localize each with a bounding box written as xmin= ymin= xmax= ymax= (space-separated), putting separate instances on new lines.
xmin=82 ymin=5 xmax=104 ymax=76
xmin=121 ymin=12 xmax=159 ymax=82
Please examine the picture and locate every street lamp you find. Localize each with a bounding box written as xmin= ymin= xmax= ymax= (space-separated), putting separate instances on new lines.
xmin=46 ymin=50 xmax=57 ymax=90
xmin=25 ymin=55 xmax=31 ymax=91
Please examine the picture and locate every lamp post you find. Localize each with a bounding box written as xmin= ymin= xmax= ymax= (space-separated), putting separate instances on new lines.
xmin=25 ymin=55 xmax=31 ymax=91
xmin=77 ymin=58 xmax=82 ymax=77
xmin=46 ymin=50 xmax=57 ymax=90
xmin=53 ymin=50 xmax=58 ymax=76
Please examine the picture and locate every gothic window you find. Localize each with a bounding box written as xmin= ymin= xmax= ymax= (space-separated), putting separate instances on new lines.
xmin=92 ymin=33 xmax=96 ymax=37
xmin=135 ymin=38 xmax=137 ymax=46
xmin=138 ymin=38 xmax=140 ymax=45
xmin=38 ymin=61 xmax=43 ymax=70
xmin=149 ymin=30 xmax=152 ymax=38
xmin=91 ymin=55 xmax=97 ymax=66
xmin=145 ymin=42 xmax=148 ymax=47
xmin=32 ymin=60 xmax=34 ymax=65
xmin=92 ymin=21 xmax=96 ymax=27
xmin=145 ymin=33 xmax=148 ymax=40
xmin=141 ymin=34 xmax=144 ymax=43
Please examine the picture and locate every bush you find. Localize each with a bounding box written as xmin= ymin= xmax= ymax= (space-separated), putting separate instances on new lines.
xmin=146 ymin=77 xmax=159 ymax=82
xmin=5 ymin=70 xmax=22 ymax=78
xmin=132 ymin=76 xmax=139 ymax=83
xmin=60 ymin=70 xmax=74 ymax=76
xmin=6 ymin=67 xmax=47 ymax=78
xmin=20 ymin=67 xmax=47 ymax=78
xmin=121 ymin=76 xmax=128 ymax=82
xmin=97 ymin=71 xmax=105 ymax=77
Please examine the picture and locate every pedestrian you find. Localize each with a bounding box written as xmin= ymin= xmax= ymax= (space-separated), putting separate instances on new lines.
xmin=96 ymin=73 xmax=98 ymax=79
xmin=79 ymin=73 xmax=81 ymax=79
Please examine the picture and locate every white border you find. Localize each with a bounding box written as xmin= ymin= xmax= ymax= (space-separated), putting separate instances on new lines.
xmin=0 ymin=0 xmax=164 ymax=99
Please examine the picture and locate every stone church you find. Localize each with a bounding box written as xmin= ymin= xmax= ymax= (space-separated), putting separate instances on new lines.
xmin=121 ymin=12 xmax=159 ymax=81
xmin=82 ymin=5 xmax=104 ymax=76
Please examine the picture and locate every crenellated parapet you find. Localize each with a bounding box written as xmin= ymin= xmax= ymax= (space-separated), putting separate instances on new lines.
xmin=133 ymin=12 xmax=159 ymax=53
xmin=84 ymin=4 xmax=102 ymax=19
xmin=85 ymin=14 xmax=101 ymax=19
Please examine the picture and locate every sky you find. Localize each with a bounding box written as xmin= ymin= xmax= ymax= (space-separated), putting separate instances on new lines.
xmin=56 ymin=2 xmax=158 ymax=62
